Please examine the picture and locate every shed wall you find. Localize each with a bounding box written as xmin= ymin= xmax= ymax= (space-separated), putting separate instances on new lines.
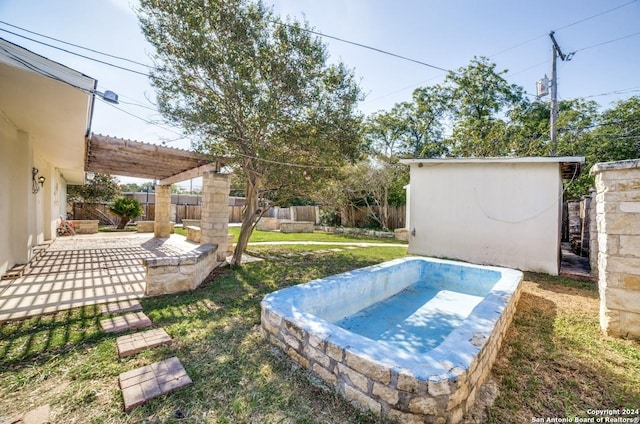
xmin=408 ymin=162 xmax=562 ymax=274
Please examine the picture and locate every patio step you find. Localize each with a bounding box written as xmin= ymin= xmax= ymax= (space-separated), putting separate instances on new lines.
xmin=101 ymin=299 xmax=143 ymax=315
xmin=119 ymin=356 xmax=192 ymax=412
xmin=1 ymin=263 xmax=29 ymax=280
xmin=116 ymin=328 xmax=172 ymax=358
xmin=100 ymin=311 xmax=152 ymax=334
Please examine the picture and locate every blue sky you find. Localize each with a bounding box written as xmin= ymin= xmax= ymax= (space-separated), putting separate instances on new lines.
xmin=1 ymin=0 xmax=639 ymax=186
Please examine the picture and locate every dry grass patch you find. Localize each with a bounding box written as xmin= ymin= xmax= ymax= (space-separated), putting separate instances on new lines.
xmin=486 ymin=273 xmax=640 ymax=423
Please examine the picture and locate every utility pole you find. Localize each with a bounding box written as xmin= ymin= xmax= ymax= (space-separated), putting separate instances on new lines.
xmin=549 ymin=31 xmax=573 ymax=156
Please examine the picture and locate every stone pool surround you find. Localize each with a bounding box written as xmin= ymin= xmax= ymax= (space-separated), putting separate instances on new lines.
xmin=261 ymin=257 xmax=523 ymax=423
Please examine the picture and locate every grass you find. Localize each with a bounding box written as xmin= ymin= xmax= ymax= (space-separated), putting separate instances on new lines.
xmin=1 ymin=239 xmax=639 ymax=423
xmin=173 ymin=225 xmax=402 ymax=244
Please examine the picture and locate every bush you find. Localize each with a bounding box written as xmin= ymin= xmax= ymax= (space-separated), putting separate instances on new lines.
xmin=108 ymin=197 xmax=143 ymax=229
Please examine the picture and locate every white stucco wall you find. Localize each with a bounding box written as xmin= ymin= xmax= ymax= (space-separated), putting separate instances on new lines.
xmin=0 ymin=113 xmax=16 ymax=275
xmin=406 ymin=161 xmax=564 ymax=275
xmin=0 ymin=114 xmax=67 ymax=276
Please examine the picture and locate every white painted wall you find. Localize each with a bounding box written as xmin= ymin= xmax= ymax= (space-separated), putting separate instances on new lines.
xmin=0 ymin=114 xmax=68 ymax=275
xmin=0 ymin=112 xmax=16 ymax=275
xmin=406 ymin=161 xmax=563 ymax=275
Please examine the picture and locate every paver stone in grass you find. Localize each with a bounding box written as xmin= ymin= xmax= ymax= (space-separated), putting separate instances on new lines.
xmin=119 ymin=357 xmax=192 ymax=412
xmin=100 ymin=299 xmax=143 ymax=315
xmin=99 ymin=311 xmax=152 ymax=333
xmin=116 ymin=328 xmax=172 ymax=358
xmin=22 ymin=404 xmax=50 ymax=424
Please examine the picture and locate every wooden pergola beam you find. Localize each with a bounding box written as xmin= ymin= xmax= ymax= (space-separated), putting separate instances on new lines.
xmin=159 ymin=162 xmax=221 ymax=185
xmin=86 ymin=134 xmax=215 ymax=181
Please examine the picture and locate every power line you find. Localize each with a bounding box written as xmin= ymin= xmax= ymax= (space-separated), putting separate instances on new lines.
xmin=582 ymin=86 xmax=640 ymax=99
xmin=0 ymin=20 xmax=152 ymax=69
xmin=575 ymin=30 xmax=640 ymax=52
xmin=555 ymin=0 xmax=639 ymax=32
xmin=0 ymin=28 xmax=152 ymax=77
xmin=489 ymin=0 xmax=638 ymax=58
xmin=100 ymin=99 xmax=184 ymax=136
xmin=273 ymin=21 xmax=452 ymax=73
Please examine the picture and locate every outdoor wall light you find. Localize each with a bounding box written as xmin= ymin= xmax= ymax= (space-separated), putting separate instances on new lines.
xmin=32 ymin=167 xmax=45 ymax=194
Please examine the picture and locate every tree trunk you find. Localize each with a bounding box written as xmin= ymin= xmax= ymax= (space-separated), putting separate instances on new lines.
xmin=231 ymin=172 xmax=261 ymax=266
xmin=382 ymin=186 xmax=389 ymax=231
xmin=117 ymin=216 xmax=130 ymax=230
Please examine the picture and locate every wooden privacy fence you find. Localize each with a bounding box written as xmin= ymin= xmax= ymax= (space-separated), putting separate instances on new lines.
xmin=72 ymin=202 xmax=243 ymax=224
xmin=338 ymin=205 xmax=405 ymax=230
xmin=72 ymin=203 xmax=405 ymax=229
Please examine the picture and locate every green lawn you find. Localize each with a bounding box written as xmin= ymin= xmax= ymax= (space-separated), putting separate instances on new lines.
xmin=1 ymin=239 xmax=639 ymax=423
xmin=177 ymin=225 xmax=401 ymax=244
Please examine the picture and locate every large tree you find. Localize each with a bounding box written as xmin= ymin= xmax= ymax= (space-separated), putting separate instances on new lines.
xmin=138 ymin=0 xmax=362 ymax=265
xmin=365 ymin=86 xmax=446 ymax=159
xmin=444 ymin=56 xmax=525 ymax=157
xmin=67 ymin=173 xmax=120 ymax=203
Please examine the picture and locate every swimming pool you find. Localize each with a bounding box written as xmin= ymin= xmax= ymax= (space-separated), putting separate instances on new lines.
xmin=261 ymin=256 xmax=522 ymax=423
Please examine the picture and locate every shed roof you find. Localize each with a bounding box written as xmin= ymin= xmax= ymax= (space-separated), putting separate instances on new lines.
xmin=399 ymin=156 xmax=585 ymax=180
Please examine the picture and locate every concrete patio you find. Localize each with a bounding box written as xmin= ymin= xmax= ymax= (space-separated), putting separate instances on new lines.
xmin=0 ymin=233 xmax=199 ymax=322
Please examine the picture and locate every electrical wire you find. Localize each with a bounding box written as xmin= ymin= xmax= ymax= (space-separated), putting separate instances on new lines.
xmin=554 ymin=0 xmax=639 ymax=32
xmin=575 ymin=30 xmax=640 ymax=52
xmin=272 ymin=20 xmax=452 ymax=73
xmin=488 ymin=0 xmax=638 ymax=58
xmin=0 ymin=28 xmax=152 ymax=77
xmin=0 ymin=20 xmax=152 ymax=68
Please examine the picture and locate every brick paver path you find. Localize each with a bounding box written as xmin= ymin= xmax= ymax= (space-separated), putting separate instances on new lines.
xmin=119 ymin=357 xmax=192 ymax=412
xmin=116 ymin=328 xmax=172 ymax=358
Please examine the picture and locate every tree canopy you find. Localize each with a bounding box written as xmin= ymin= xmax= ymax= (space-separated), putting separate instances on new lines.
xmin=67 ymin=173 xmax=120 ymax=203
xmin=138 ymin=0 xmax=363 ymax=265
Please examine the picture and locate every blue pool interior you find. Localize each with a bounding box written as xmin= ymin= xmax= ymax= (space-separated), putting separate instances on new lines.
xmin=334 ymin=283 xmax=484 ymax=354
xmin=264 ymin=256 xmax=516 ymax=362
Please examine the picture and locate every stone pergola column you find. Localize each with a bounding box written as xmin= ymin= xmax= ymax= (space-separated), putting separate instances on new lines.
xmin=200 ymin=172 xmax=230 ymax=261
xmin=154 ymin=184 xmax=172 ymax=238
xmin=591 ymin=159 xmax=640 ymax=340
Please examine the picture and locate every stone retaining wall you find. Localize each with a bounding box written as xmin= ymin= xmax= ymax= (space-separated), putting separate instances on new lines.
xmin=143 ymin=243 xmax=218 ymax=296
xmin=186 ymin=226 xmax=201 ymax=243
xmin=262 ymin=282 xmax=521 ymax=423
xmin=182 ymin=219 xmax=201 ymax=228
xmin=591 ymin=159 xmax=640 ymax=339
xmin=279 ymin=221 xmax=314 ymax=233
xmin=71 ymin=220 xmax=99 ymax=234
xmin=256 ymin=217 xmax=279 ymax=231
xmin=137 ymin=221 xmax=175 ymax=234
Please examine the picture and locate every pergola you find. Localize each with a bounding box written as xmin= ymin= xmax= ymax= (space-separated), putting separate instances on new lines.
xmin=85 ymin=134 xmax=230 ymax=260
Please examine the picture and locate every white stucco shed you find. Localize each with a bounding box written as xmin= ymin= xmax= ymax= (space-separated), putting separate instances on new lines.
xmin=400 ymin=157 xmax=584 ymax=275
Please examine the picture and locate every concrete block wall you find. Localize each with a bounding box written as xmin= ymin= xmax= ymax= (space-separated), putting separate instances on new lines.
xmin=591 ymin=159 xmax=640 ymax=339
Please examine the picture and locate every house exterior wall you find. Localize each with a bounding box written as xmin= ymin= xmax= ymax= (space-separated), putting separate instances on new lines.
xmin=0 ymin=114 xmax=69 ymax=276
xmin=0 ymin=113 xmax=17 ymax=275
xmin=407 ymin=162 xmax=562 ymax=275
xmin=1 ymin=117 xmax=34 ymax=274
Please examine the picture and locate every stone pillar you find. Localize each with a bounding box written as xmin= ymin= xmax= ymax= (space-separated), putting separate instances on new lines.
xmin=201 ymin=172 xmax=230 ymax=261
xmin=154 ymin=184 xmax=172 ymax=238
xmin=590 ymin=159 xmax=640 ymax=340
xmin=589 ymin=189 xmax=599 ymax=279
